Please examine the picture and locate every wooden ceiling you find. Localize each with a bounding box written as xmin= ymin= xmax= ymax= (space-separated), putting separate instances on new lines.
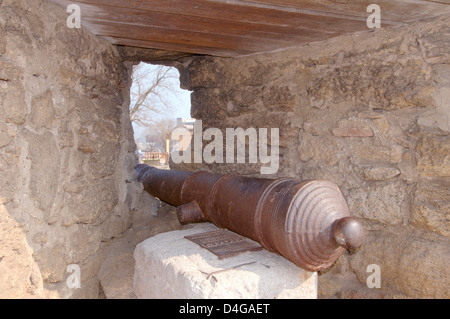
xmin=49 ymin=0 xmax=450 ymax=57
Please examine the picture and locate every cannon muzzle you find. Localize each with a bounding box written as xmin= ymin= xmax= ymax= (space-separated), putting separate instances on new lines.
xmin=135 ymin=164 xmax=364 ymax=272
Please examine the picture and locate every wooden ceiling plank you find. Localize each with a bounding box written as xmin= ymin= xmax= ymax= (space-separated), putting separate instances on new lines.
xmin=47 ymin=0 xmax=449 ymax=57
xmin=51 ymin=0 xmax=371 ymax=47
xmin=49 ymin=0 xmax=381 ymax=28
xmin=77 ymin=3 xmax=344 ymax=40
xmin=104 ymin=37 xmax=253 ymax=57
xmin=228 ymin=0 xmax=450 ymax=22
xmin=84 ymin=19 xmax=319 ymax=53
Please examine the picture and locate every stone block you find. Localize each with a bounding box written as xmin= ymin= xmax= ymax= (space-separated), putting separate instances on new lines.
xmin=184 ymin=57 xmax=218 ymax=89
xmin=0 ymin=81 xmax=27 ymax=125
xmin=0 ymin=61 xmax=21 ymax=81
xmin=0 ymin=0 xmax=136 ymax=299
xmin=360 ymin=166 xmax=401 ymax=181
xmin=23 ymin=130 xmax=60 ymax=218
xmin=349 ymin=231 xmax=450 ymax=298
xmin=0 ymin=121 xmax=14 ymax=147
xmin=33 ymin=242 xmax=66 ymax=283
xmin=190 ymin=88 xmax=227 ymax=120
xmin=332 ymin=120 xmax=374 ymax=137
xmin=60 ymin=178 xmax=118 ymax=226
xmin=298 ymin=136 xmax=341 ymax=166
xmin=416 ymin=135 xmax=450 ymax=177
xmin=350 ymin=143 xmax=403 ymax=164
xmin=134 ymin=224 xmax=317 ymax=299
xmin=0 ymin=205 xmax=42 ymax=298
xmin=0 ymin=146 xmax=19 ymax=205
xmin=30 ymin=90 xmax=55 ymax=130
xmin=348 ymin=181 xmax=408 ymax=225
xmin=263 ymin=86 xmax=295 ymax=112
xmin=0 ymin=27 xmax=5 ymax=56
xmin=412 ymin=179 xmax=450 ymax=236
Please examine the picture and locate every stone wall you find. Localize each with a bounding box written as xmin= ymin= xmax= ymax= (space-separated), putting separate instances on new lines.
xmin=0 ymin=0 xmax=140 ymax=298
xmin=177 ymin=14 xmax=450 ymax=298
xmin=1 ymin=0 xmax=448 ymax=300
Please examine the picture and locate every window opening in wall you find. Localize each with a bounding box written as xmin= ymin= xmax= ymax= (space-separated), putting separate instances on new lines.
xmin=130 ymin=62 xmax=193 ymax=168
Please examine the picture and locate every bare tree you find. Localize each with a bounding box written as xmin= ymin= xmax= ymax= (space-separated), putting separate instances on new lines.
xmin=144 ymin=117 xmax=177 ymax=150
xmin=129 ymin=63 xmax=180 ymax=127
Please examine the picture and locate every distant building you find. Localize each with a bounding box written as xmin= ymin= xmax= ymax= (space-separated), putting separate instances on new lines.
xmin=169 ymin=118 xmax=196 ymax=154
xmin=136 ymin=142 xmax=162 ymax=153
xmin=136 ymin=142 xmax=163 ymax=164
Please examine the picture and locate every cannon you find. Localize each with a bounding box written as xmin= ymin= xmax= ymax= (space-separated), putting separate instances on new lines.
xmin=135 ymin=164 xmax=364 ymax=272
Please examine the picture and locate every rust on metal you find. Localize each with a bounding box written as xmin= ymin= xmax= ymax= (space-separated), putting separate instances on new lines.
xmin=185 ymin=229 xmax=263 ymax=259
xmin=176 ymin=201 xmax=207 ymax=224
xmin=136 ymin=164 xmax=365 ymax=272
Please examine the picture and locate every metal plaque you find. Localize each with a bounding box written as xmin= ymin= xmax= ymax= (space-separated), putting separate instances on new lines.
xmin=185 ymin=229 xmax=263 ymax=259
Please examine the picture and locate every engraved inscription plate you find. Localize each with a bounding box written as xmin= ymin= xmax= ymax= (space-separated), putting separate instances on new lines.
xmin=184 ymin=229 xmax=263 ymax=259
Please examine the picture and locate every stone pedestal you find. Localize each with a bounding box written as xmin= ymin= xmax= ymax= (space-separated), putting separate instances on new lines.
xmin=133 ymin=223 xmax=317 ymax=299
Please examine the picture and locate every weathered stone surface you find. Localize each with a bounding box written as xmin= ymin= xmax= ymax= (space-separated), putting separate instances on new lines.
xmin=348 ymin=181 xmax=409 ymax=226
xmin=415 ymin=21 xmax=450 ymax=63
xmin=396 ymin=236 xmax=450 ymax=298
xmin=349 ymin=231 xmax=450 ymax=298
xmin=190 ymin=88 xmax=227 ymax=120
xmin=350 ymin=143 xmax=404 ymax=164
xmin=23 ymin=130 xmax=60 ymax=217
xmin=86 ymin=141 xmax=120 ymax=179
xmin=0 ymin=122 xmax=14 ymax=147
xmin=0 ymin=205 xmax=43 ymax=298
xmin=306 ymin=58 xmax=434 ymax=111
xmin=183 ymin=57 xmax=218 ymax=89
xmin=418 ymin=86 xmax=450 ymax=133
xmin=29 ymin=90 xmax=55 ymax=130
xmin=0 ymin=81 xmax=27 ymax=125
xmin=1 ymin=0 xmax=448 ymax=300
xmin=0 ymin=61 xmax=21 ymax=82
xmin=177 ymin=14 xmax=450 ymax=299
xmin=33 ymin=242 xmax=66 ymax=283
xmin=298 ymin=135 xmax=342 ymax=166
xmin=0 ymin=0 xmax=140 ymax=299
xmin=0 ymin=145 xmax=19 ymax=205
xmin=99 ymin=204 xmax=186 ymax=299
xmin=60 ymin=178 xmax=118 ymax=226
xmin=416 ymin=135 xmax=450 ymax=177
xmin=262 ymin=86 xmax=296 ymax=112
xmin=360 ymin=166 xmax=401 ymax=181
xmin=0 ymin=25 xmax=6 ymax=55
xmin=77 ymin=144 xmax=96 ymax=154
xmin=332 ymin=120 xmax=374 ymax=138
xmin=117 ymin=46 xmax=193 ymax=63
xmin=412 ymin=179 xmax=450 ymax=237
xmin=65 ymin=224 xmax=103 ymax=264
xmin=134 ymin=224 xmax=317 ymax=299
xmin=57 ymin=122 xmax=74 ymax=148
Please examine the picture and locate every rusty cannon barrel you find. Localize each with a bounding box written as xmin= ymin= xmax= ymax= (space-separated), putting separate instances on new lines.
xmin=135 ymin=164 xmax=364 ymax=272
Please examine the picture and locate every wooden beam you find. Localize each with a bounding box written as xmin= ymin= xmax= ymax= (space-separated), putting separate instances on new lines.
xmin=77 ymin=3 xmax=343 ymax=40
xmin=84 ymin=19 xmax=319 ymax=53
xmin=49 ymin=0 xmax=380 ymax=27
xmin=233 ymin=0 xmax=450 ymax=22
xmin=103 ymin=36 xmax=253 ymax=57
xmin=47 ymin=0 xmax=449 ymax=57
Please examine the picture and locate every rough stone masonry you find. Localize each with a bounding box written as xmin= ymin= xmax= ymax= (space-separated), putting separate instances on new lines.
xmin=0 ymin=0 xmax=144 ymax=298
xmin=174 ymin=14 xmax=450 ymax=298
xmin=1 ymin=0 xmax=449 ymax=299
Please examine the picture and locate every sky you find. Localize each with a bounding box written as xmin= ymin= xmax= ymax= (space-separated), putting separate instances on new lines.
xmin=131 ymin=63 xmax=192 ymax=142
